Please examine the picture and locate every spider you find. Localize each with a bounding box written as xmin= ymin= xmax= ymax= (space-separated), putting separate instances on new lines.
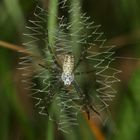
xmin=22 ymin=4 xmax=104 ymax=121
xmin=38 ymin=43 xmax=100 ymax=119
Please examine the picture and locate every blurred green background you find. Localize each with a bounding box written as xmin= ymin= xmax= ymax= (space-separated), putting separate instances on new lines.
xmin=0 ymin=0 xmax=140 ymax=140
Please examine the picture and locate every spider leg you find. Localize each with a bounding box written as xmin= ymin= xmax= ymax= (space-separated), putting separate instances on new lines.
xmin=90 ymin=105 xmax=100 ymax=116
xmin=46 ymin=30 xmax=62 ymax=69
xmin=38 ymin=63 xmax=61 ymax=73
xmin=43 ymin=91 xmax=56 ymax=116
xmin=37 ymin=63 xmax=62 ymax=117
xmin=74 ymin=47 xmax=87 ymax=71
xmin=40 ymin=79 xmax=62 ymax=117
xmin=74 ymin=53 xmax=85 ymax=71
xmin=74 ymin=69 xmax=95 ymax=76
xmin=48 ymin=45 xmax=62 ymax=68
xmin=72 ymin=80 xmax=100 ymax=119
xmin=85 ymin=106 xmax=90 ymax=120
xmin=38 ymin=63 xmax=48 ymax=69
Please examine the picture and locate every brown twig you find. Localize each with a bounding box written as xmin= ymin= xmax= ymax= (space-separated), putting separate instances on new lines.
xmin=0 ymin=40 xmax=32 ymax=55
xmin=107 ymin=30 xmax=140 ymax=48
xmin=83 ymin=113 xmax=105 ymax=140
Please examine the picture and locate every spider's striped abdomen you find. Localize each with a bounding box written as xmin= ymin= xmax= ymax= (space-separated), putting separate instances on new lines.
xmin=61 ymin=54 xmax=74 ymax=86
xmin=63 ymin=54 xmax=74 ymax=74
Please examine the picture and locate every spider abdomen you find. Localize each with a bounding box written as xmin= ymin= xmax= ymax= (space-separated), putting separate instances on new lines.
xmin=61 ymin=54 xmax=74 ymax=86
xmin=63 ymin=54 xmax=74 ymax=74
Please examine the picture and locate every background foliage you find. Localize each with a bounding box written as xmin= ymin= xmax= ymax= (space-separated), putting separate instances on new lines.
xmin=0 ymin=0 xmax=140 ymax=140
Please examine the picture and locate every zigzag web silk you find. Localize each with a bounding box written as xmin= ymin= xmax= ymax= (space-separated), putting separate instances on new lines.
xmin=18 ymin=0 xmax=140 ymax=133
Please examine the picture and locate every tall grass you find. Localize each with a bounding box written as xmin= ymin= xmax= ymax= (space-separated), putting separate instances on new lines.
xmin=0 ymin=0 xmax=140 ymax=140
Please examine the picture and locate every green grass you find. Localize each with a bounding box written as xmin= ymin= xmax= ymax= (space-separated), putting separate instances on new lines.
xmin=0 ymin=0 xmax=140 ymax=140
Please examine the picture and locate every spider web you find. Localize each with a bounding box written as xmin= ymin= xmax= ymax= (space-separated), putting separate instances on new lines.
xmin=19 ymin=0 xmax=127 ymax=133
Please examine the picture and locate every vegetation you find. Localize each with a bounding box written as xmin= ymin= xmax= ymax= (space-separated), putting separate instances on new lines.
xmin=0 ymin=0 xmax=140 ymax=140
